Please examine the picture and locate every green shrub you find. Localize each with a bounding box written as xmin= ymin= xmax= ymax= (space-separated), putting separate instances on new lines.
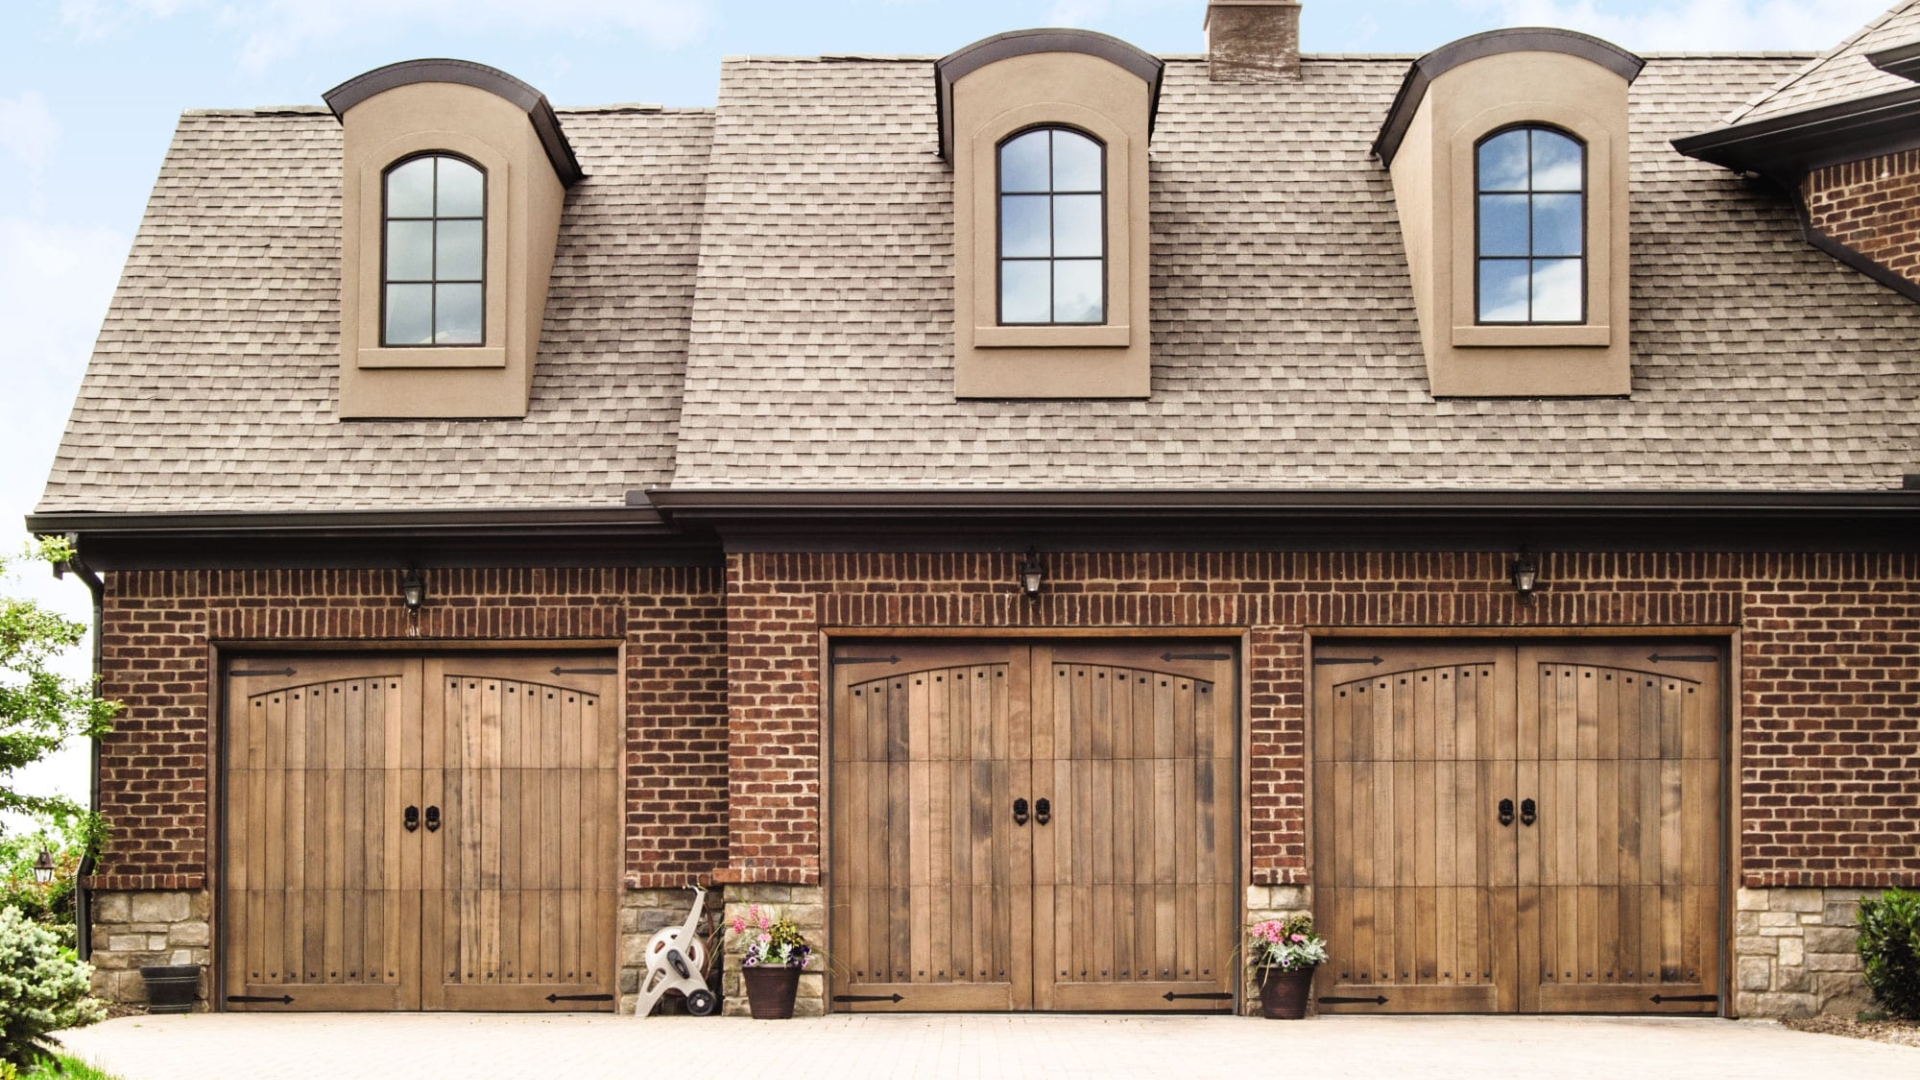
xmin=1857 ymin=887 xmax=1920 ymax=1020
xmin=0 ymin=906 xmax=104 ymax=1068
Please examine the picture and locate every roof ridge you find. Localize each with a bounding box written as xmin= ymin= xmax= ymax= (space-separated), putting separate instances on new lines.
xmin=1722 ymin=0 xmax=1918 ymax=125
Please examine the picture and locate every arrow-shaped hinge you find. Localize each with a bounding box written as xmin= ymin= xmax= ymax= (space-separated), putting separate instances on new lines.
xmin=229 ymin=667 xmax=297 ymax=678
xmin=1651 ymin=993 xmax=1719 ymax=1004
xmin=832 ymin=655 xmax=901 ymax=667
xmin=226 ymin=994 xmax=294 ymax=1004
xmin=1319 ymin=995 xmax=1389 ymax=1005
xmin=833 ymin=993 xmax=905 ymax=1003
xmin=1647 ymin=654 xmax=1719 ymax=665
xmin=1161 ymin=991 xmax=1233 ymax=1002
xmin=1313 ymin=656 xmax=1384 ymax=667
xmin=546 ymin=993 xmax=614 ymax=1003
xmin=551 ymin=667 xmax=618 ymax=676
xmin=1160 ymin=652 xmax=1231 ymax=663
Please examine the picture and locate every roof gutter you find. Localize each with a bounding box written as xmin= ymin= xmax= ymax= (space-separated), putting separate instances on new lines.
xmin=1672 ymin=83 xmax=1920 ymax=186
xmin=641 ymin=486 xmax=1920 ymax=552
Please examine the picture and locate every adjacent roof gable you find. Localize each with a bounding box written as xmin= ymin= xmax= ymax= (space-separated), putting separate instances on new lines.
xmin=1726 ymin=0 xmax=1920 ymax=124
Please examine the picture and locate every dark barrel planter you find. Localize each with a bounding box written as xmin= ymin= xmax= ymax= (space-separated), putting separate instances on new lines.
xmin=140 ymin=965 xmax=200 ymax=1015
xmin=741 ymin=964 xmax=802 ymax=1019
xmin=1257 ymin=966 xmax=1316 ymax=1019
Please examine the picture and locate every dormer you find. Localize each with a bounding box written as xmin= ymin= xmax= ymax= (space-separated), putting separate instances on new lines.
xmin=326 ymin=60 xmax=582 ymax=419
xmin=937 ymin=30 xmax=1163 ymax=399
xmin=1376 ymin=30 xmax=1643 ymax=398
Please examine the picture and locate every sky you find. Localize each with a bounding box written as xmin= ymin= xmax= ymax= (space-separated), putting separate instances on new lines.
xmin=0 ymin=0 xmax=1901 ymax=816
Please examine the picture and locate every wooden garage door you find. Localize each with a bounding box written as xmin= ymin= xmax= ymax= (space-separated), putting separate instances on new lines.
xmin=829 ymin=642 xmax=1238 ymax=1013
xmin=1312 ymin=641 xmax=1724 ymax=1015
xmin=223 ymin=654 xmax=619 ymax=1012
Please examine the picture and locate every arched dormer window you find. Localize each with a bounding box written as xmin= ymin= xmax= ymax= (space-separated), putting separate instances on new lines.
xmin=998 ymin=127 xmax=1106 ymax=325
xmin=1475 ymin=126 xmax=1586 ymax=325
xmin=382 ymin=153 xmax=486 ymax=346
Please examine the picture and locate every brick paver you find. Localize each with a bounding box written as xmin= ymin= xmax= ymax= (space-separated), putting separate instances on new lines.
xmin=58 ymin=1013 xmax=1916 ymax=1080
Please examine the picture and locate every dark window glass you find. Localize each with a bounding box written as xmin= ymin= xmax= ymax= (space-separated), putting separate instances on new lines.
xmin=998 ymin=128 xmax=1106 ymax=326
xmin=1476 ymin=127 xmax=1585 ymax=325
xmin=383 ymin=154 xmax=485 ymax=346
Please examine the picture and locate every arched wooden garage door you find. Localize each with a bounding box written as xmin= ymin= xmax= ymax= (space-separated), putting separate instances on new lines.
xmin=1312 ymin=641 xmax=1725 ymax=1015
xmin=222 ymin=654 xmax=619 ymax=1012
xmin=828 ymin=641 xmax=1240 ymax=1013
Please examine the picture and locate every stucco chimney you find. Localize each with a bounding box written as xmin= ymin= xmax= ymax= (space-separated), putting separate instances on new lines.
xmin=1205 ymin=0 xmax=1302 ymax=82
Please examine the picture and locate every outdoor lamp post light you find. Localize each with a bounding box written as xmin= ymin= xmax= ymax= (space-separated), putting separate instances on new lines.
xmin=32 ymin=849 xmax=55 ymax=885
xmin=1020 ymin=548 xmax=1046 ymax=600
xmin=1510 ymin=555 xmax=1540 ymax=603
xmin=401 ymin=567 xmax=427 ymax=612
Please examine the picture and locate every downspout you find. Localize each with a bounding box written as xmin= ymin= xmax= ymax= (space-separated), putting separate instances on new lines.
xmin=55 ymin=542 xmax=104 ymax=961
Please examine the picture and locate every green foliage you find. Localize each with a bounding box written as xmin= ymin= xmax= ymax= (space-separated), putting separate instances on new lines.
xmin=0 ymin=539 xmax=114 ymax=845
xmin=17 ymin=1053 xmax=119 ymax=1080
xmin=1858 ymin=887 xmax=1920 ymax=1020
xmin=0 ymin=816 xmax=96 ymax=950
xmin=0 ymin=907 xmax=105 ymax=1068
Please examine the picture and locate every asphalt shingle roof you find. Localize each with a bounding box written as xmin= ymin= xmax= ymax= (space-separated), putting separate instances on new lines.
xmin=1728 ymin=0 xmax=1920 ymax=124
xmin=36 ymin=47 xmax=1920 ymax=514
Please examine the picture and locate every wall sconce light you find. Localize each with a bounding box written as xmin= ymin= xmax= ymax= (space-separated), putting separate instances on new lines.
xmin=401 ymin=568 xmax=427 ymax=613
xmin=1509 ymin=554 xmax=1540 ymax=603
xmin=33 ymin=849 xmax=55 ymax=885
xmin=1019 ymin=548 xmax=1046 ymax=600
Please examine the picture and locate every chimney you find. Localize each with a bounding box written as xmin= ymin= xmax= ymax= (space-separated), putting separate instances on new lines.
xmin=1205 ymin=0 xmax=1303 ymax=83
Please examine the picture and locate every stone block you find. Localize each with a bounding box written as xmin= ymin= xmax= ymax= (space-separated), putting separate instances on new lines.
xmin=1735 ymin=935 xmax=1772 ymax=957
xmin=1805 ymin=927 xmax=1857 ymax=955
xmin=1778 ymin=937 xmax=1804 ymax=968
xmin=1735 ymin=911 xmax=1761 ymax=936
xmin=147 ymin=935 xmax=170 ymax=951
xmin=1737 ymin=956 xmax=1773 ymax=992
xmin=168 ymin=922 xmax=210 ymax=948
xmin=1736 ymin=888 xmax=1769 ymax=913
xmin=1757 ymin=911 xmax=1802 ymax=928
xmin=130 ymin=892 xmax=190 ymax=924
xmin=1738 ymin=991 xmax=1816 ymax=1019
xmin=1814 ymin=972 xmax=1873 ymax=1016
xmin=1823 ymin=903 xmax=1860 ymax=928
xmin=107 ymin=934 xmax=150 ymax=954
xmin=1771 ymin=889 xmax=1824 ymax=914
xmin=1775 ymin=963 xmax=1810 ymax=994
xmin=94 ymin=893 xmax=131 ymax=923
xmin=1807 ymin=951 xmax=1861 ymax=973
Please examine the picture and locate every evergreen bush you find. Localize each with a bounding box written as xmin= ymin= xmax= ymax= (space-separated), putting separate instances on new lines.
xmin=1857 ymin=887 xmax=1920 ymax=1020
xmin=0 ymin=906 xmax=104 ymax=1068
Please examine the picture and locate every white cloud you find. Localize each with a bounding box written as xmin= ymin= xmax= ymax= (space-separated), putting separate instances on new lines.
xmin=60 ymin=0 xmax=715 ymax=71
xmin=1484 ymin=0 xmax=1897 ymax=51
xmin=0 ymin=93 xmax=60 ymax=175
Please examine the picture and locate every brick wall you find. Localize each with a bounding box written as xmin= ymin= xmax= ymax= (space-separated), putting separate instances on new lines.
xmin=92 ymin=567 xmax=728 ymax=888
xmin=722 ymin=550 xmax=1920 ymax=889
xmin=1803 ymin=150 xmax=1920 ymax=291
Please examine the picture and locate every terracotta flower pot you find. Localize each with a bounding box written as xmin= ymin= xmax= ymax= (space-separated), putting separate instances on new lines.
xmin=742 ymin=964 xmax=802 ymax=1019
xmin=1257 ymin=965 xmax=1316 ymax=1019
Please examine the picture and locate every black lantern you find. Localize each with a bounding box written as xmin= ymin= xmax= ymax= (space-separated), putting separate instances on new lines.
xmin=401 ymin=568 xmax=427 ymax=612
xmin=1019 ymin=548 xmax=1046 ymax=600
xmin=32 ymin=849 xmax=55 ymax=885
xmin=1510 ymin=555 xmax=1540 ymax=602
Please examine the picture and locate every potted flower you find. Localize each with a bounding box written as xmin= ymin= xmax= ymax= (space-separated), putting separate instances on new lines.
xmin=1246 ymin=915 xmax=1327 ymax=1019
xmin=730 ymin=905 xmax=814 ymax=1019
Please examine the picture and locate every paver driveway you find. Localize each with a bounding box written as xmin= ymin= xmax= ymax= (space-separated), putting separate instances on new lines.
xmin=60 ymin=1013 xmax=1914 ymax=1080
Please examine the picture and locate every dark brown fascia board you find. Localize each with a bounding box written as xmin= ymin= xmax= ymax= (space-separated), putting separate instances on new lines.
xmin=1868 ymin=39 xmax=1920 ymax=82
xmin=23 ymin=506 xmax=723 ymax=571
xmin=934 ymin=28 xmax=1166 ymax=162
xmin=323 ymin=58 xmax=585 ymax=186
xmin=1672 ymin=83 xmax=1920 ymax=186
xmin=1373 ymin=27 xmax=1646 ymax=167
xmin=641 ymin=487 xmax=1920 ymax=553
xmin=1790 ymin=184 xmax=1920 ymax=304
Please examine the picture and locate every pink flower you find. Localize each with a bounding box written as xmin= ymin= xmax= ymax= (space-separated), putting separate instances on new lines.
xmin=731 ymin=918 xmax=745 ymax=933
xmin=1291 ymin=934 xmax=1305 ymax=943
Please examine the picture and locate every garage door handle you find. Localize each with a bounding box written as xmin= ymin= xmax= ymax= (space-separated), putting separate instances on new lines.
xmin=1498 ymin=798 xmax=1514 ymax=827
xmin=404 ymin=806 xmax=420 ymax=833
xmin=1035 ymin=798 xmax=1051 ymax=826
xmin=425 ymin=806 xmax=442 ymax=833
xmin=1520 ymin=798 xmax=1537 ymax=827
xmin=1013 ymin=798 xmax=1029 ymax=826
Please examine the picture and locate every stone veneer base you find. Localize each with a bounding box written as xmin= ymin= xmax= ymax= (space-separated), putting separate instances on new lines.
xmin=1734 ymin=886 xmax=1874 ymax=1019
xmin=87 ymin=890 xmax=212 ymax=1009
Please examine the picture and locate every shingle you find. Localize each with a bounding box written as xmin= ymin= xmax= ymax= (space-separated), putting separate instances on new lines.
xmin=39 ymin=48 xmax=1920 ymax=514
xmin=667 ymin=53 xmax=1920 ymax=492
xmin=1727 ymin=0 xmax=1920 ymax=123
xmin=37 ymin=107 xmax=714 ymax=513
